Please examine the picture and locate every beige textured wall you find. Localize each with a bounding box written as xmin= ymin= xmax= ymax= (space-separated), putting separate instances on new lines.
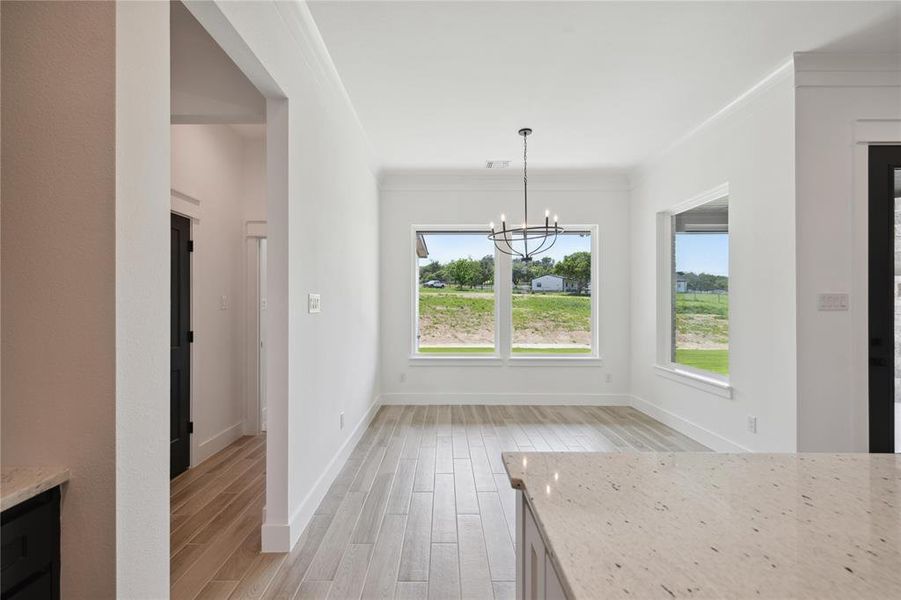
xmin=1 ymin=2 xmax=117 ymax=598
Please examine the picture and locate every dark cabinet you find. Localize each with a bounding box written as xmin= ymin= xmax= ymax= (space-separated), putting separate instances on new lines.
xmin=1 ymin=487 xmax=60 ymax=600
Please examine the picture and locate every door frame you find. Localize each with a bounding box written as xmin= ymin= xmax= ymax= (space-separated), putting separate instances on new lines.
xmin=244 ymin=221 xmax=267 ymax=435
xmin=868 ymin=145 xmax=901 ymax=452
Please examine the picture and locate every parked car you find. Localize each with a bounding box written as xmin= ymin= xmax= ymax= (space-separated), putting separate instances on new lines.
xmin=423 ymin=280 xmax=446 ymax=288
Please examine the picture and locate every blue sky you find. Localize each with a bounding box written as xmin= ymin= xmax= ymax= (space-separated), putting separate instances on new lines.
xmin=419 ymin=232 xmax=590 ymax=265
xmin=675 ymin=233 xmax=729 ymax=276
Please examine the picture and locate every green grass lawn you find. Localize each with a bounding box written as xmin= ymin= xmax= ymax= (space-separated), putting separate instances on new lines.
xmin=418 ymin=346 xmax=591 ymax=354
xmin=674 ymin=292 xmax=729 ymax=375
xmin=419 ymin=286 xmax=493 ymax=294
xmin=675 ymin=292 xmax=728 ymax=317
xmin=418 ymin=346 xmax=495 ymax=353
xmin=418 ymin=288 xmax=591 ymax=350
xmin=511 ymin=294 xmax=590 ymax=333
xmin=512 ymin=347 xmax=591 ymax=354
xmin=675 ymin=349 xmax=729 ymax=375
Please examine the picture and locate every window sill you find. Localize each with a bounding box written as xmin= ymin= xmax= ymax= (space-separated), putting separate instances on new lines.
xmin=507 ymin=356 xmax=603 ymax=367
xmin=409 ymin=355 xmax=503 ymax=367
xmin=653 ymin=364 xmax=733 ymax=398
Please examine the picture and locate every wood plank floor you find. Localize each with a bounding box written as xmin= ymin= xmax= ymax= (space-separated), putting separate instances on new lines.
xmin=171 ymin=405 xmax=708 ymax=600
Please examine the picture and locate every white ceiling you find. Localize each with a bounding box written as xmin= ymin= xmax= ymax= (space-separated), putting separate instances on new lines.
xmin=308 ymin=1 xmax=900 ymax=171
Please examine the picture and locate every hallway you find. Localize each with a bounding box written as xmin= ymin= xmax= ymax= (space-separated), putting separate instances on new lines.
xmin=170 ymin=405 xmax=705 ymax=599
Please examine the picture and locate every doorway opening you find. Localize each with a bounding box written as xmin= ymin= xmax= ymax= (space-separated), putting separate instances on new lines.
xmin=868 ymin=145 xmax=901 ymax=453
xmin=258 ymin=238 xmax=268 ymax=432
xmin=169 ymin=0 xmax=273 ymax=588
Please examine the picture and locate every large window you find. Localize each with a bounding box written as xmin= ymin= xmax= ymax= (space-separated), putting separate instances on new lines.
xmin=512 ymin=231 xmax=592 ymax=354
xmin=415 ymin=231 xmax=496 ymax=354
xmin=670 ymin=196 xmax=729 ymax=377
xmin=413 ymin=226 xmax=597 ymax=358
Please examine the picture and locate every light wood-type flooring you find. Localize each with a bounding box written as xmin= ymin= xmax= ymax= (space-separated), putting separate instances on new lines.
xmin=170 ymin=405 xmax=708 ymax=599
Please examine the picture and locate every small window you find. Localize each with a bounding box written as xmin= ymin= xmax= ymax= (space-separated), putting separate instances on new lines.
xmin=415 ymin=230 xmax=496 ymax=354
xmin=671 ymin=197 xmax=729 ymax=377
xmin=512 ymin=231 xmax=593 ymax=355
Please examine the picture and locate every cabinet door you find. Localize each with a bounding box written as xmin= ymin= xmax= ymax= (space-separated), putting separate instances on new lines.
xmin=545 ymin=554 xmax=567 ymax=600
xmin=523 ymin=502 xmax=546 ymax=600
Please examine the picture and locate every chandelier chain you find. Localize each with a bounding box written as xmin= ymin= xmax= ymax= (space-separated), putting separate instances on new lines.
xmin=523 ymin=130 xmax=528 ymax=226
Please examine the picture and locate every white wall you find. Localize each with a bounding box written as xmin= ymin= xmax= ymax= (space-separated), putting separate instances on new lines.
xmin=794 ymin=53 xmax=901 ymax=451
xmin=629 ymin=66 xmax=798 ymax=452
xmin=2 ymin=4 xmax=119 ymax=597
xmin=171 ymin=124 xmax=266 ymax=464
xmin=379 ymin=171 xmax=631 ymax=404
xmin=242 ymin=135 xmax=267 ymax=222
xmin=185 ymin=0 xmax=381 ymax=551
xmin=115 ymin=3 xmax=171 ymax=595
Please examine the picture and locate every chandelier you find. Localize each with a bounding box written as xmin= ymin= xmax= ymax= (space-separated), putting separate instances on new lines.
xmin=488 ymin=128 xmax=564 ymax=262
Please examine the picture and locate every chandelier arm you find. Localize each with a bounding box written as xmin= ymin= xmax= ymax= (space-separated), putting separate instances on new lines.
xmin=500 ymin=225 xmax=517 ymax=255
xmin=493 ymin=238 xmax=523 ymax=259
xmin=504 ymin=237 xmax=524 ymax=259
xmin=528 ymin=227 xmax=554 ymax=258
xmin=539 ymin=229 xmax=560 ymax=256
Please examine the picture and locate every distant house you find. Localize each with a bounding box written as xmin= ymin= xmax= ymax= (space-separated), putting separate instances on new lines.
xmin=531 ymin=274 xmax=579 ymax=292
xmin=675 ymin=277 xmax=688 ymax=293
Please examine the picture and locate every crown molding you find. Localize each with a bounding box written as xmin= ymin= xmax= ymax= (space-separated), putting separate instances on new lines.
xmin=794 ymin=52 xmax=901 ymax=88
xmin=378 ymin=169 xmax=631 ymax=193
xmin=273 ymin=1 xmax=381 ymax=177
xmin=189 ymin=1 xmax=382 ymax=177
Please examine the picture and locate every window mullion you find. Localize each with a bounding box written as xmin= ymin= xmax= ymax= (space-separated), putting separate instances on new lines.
xmin=496 ymin=249 xmax=512 ymax=359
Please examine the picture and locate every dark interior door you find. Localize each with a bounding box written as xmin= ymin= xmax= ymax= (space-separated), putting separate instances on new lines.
xmin=171 ymin=213 xmax=192 ymax=477
xmin=868 ymin=146 xmax=901 ymax=453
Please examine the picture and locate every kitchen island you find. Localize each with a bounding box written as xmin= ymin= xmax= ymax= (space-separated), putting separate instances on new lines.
xmin=1 ymin=466 xmax=68 ymax=599
xmin=503 ymin=452 xmax=901 ymax=599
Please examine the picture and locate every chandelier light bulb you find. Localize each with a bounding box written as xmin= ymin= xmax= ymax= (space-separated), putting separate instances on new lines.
xmin=545 ymin=209 xmax=550 ymax=217
xmin=500 ymin=213 xmax=506 ymax=223
xmin=489 ymin=222 xmax=495 ymax=231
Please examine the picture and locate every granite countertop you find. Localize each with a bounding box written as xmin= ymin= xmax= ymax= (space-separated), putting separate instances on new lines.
xmin=1 ymin=466 xmax=69 ymax=511
xmin=503 ymin=452 xmax=901 ymax=599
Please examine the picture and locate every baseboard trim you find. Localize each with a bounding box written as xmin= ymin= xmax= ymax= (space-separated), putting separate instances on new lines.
xmin=379 ymin=392 xmax=631 ymax=406
xmin=261 ymin=396 xmax=383 ymax=552
xmin=194 ymin=420 xmax=245 ymax=467
xmin=628 ymin=394 xmax=749 ymax=452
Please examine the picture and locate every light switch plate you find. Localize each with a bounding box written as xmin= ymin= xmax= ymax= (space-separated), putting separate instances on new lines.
xmin=817 ymin=293 xmax=849 ymax=311
xmin=308 ymin=293 xmax=321 ymax=314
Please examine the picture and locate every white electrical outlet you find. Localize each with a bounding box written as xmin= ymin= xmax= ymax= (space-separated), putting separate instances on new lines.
xmin=340 ymin=412 xmax=345 ymax=430
xmin=605 ymin=373 xmax=612 ymax=384
xmin=308 ymin=293 xmax=321 ymax=314
xmin=747 ymin=415 xmax=757 ymax=434
xmin=400 ymin=373 xmax=407 ymax=383
xmin=220 ymin=295 xmax=228 ymax=311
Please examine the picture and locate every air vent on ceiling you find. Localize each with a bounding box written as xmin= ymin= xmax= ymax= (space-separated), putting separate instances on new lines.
xmin=485 ymin=160 xmax=510 ymax=169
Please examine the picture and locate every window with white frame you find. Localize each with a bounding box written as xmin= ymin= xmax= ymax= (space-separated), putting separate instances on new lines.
xmin=413 ymin=226 xmax=598 ymax=358
xmin=414 ymin=230 xmax=496 ymax=354
xmin=667 ymin=195 xmax=729 ymax=377
xmin=512 ymin=230 xmax=593 ymax=354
